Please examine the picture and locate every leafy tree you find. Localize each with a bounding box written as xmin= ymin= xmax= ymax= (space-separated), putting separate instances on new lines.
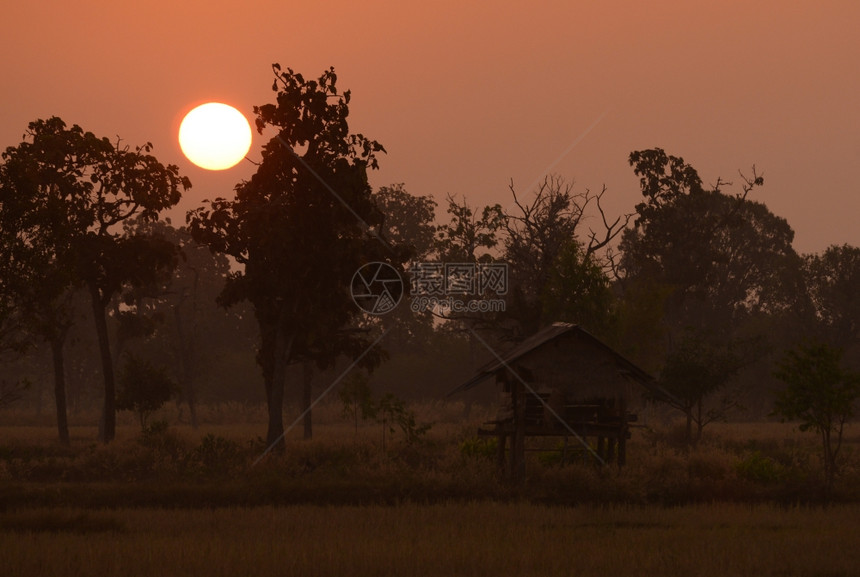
xmin=428 ymin=194 xmax=505 ymax=379
xmin=0 ymin=264 xmax=35 ymax=361
xmin=108 ymin=220 xmax=179 ymax=380
xmin=541 ymin=239 xmax=614 ymax=337
xmin=373 ymin=184 xmax=438 ymax=353
xmin=117 ymin=218 xmax=254 ymax=427
xmin=375 ymin=393 xmax=431 ymax=450
xmin=0 ymin=258 xmax=38 ymax=396
xmin=433 ymin=193 xmax=505 ymax=326
xmin=628 ymin=147 xmax=705 ymax=210
xmin=1 ymin=118 xmax=188 ymax=442
xmin=1 ymin=126 xmax=79 ymax=443
xmin=77 ymin=167 xmax=185 ymax=444
xmin=435 ymin=193 xmax=504 ymax=264
xmin=656 ymin=333 xmax=743 ymax=444
xmin=610 ymin=277 xmax=672 ymax=373
xmin=620 ymin=149 xmax=797 ymax=334
xmin=802 ymin=244 xmax=860 ymax=349
xmin=619 ymin=148 xmax=800 ymax=427
xmin=375 ymin=183 xmax=437 ymax=260
xmin=339 ymin=371 xmax=377 ymax=434
xmin=116 ymin=353 xmax=177 ymax=430
xmin=188 ymin=65 xmax=392 ymax=450
xmin=773 ymin=342 xmax=860 ymax=494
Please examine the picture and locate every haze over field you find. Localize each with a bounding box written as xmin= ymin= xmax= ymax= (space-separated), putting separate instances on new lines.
xmin=2 ymin=0 xmax=857 ymax=253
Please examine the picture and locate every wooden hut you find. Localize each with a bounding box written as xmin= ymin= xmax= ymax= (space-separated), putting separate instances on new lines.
xmin=449 ymin=322 xmax=671 ymax=482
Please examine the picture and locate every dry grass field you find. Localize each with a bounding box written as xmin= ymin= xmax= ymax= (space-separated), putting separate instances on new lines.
xmin=2 ymin=402 xmax=860 ymax=575
xmin=2 ymin=503 xmax=859 ymax=577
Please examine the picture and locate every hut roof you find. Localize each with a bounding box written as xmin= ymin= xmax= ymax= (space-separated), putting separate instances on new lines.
xmin=448 ymin=322 xmax=674 ymax=402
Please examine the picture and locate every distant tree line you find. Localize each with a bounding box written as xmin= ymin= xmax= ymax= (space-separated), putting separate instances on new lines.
xmin=1 ymin=65 xmax=858 ymax=459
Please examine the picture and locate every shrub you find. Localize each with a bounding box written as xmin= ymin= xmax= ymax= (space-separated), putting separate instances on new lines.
xmin=459 ymin=436 xmax=497 ymax=461
xmin=375 ymin=394 xmax=432 ymax=449
xmin=736 ymin=451 xmax=785 ymax=484
xmin=117 ymin=354 xmax=178 ymax=430
xmin=188 ymin=434 xmax=244 ymax=477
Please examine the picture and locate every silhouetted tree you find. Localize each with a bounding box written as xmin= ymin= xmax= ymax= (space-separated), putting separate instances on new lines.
xmin=541 ymin=239 xmax=614 ymax=338
xmin=339 ymin=371 xmax=376 ymax=434
xmin=1 ymin=123 xmax=81 ymax=443
xmin=188 ymin=65 xmax=393 ymax=450
xmin=116 ymin=353 xmax=178 ymax=430
xmin=773 ymin=342 xmax=860 ymax=495
xmin=373 ymin=184 xmax=438 ymax=353
xmin=802 ymin=244 xmax=860 ymax=350
xmin=431 ymin=194 xmax=504 ymax=375
xmin=656 ymin=333 xmax=743 ymax=444
xmin=435 ymin=193 xmax=504 ymax=264
xmin=0 ymin=118 xmax=188 ymax=443
xmin=117 ymin=219 xmax=251 ymax=428
xmin=620 ymin=149 xmax=797 ymax=335
xmin=502 ymin=175 xmax=627 ymax=339
xmin=0 ymin=297 xmax=31 ymax=411
xmin=375 ymin=183 xmax=437 ymax=260
xmin=619 ymin=149 xmax=800 ymax=435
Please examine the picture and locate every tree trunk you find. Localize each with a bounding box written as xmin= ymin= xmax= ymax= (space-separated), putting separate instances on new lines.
xmin=89 ymin=281 xmax=116 ymax=443
xmin=302 ymin=361 xmax=313 ymax=440
xmin=694 ymin=398 xmax=704 ymax=446
xmin=463 ymin=327 xmax=478 ymax=419
xmin=684 ymin=409 xmax=693 ymax=446
xmin=34 ymin=375 xmax=42 ymax=416
xmin=823 ymin=428 xmax=834 ymax=498
xmin=173 ymin=304 xmax=198 ymax=429
xmin=49 ymin=335 xmax=70 ymax=446
xmin=511 ymin=382 xmax=526 ymax=484
xmin=265 ymin=323 xmax=294 ymax=450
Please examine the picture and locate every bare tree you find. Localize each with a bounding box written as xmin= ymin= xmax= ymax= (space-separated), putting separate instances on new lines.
xmin=502 ymin=175 xmax=630 ymax=337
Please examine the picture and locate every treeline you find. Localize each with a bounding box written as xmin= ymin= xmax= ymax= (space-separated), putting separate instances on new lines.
xmin=1 ymin=65 xmax=858 ymax=450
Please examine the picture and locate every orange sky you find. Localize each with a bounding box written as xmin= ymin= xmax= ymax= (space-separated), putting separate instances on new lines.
xmin=2 ymin=0 xmax=857 ymax=254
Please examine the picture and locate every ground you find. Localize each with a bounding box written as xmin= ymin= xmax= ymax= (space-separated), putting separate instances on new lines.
xmin=1 ymin=401 xmax=859 ymax=576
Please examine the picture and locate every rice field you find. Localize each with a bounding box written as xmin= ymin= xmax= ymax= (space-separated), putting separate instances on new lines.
xmin=1 ymin=502 xmax=858 ymax=577
xmin=2 ymin=405 xmax=860 ymax=576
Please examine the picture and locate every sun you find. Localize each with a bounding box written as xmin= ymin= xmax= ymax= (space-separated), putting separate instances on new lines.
xmin=178 ymin=102 xmax=252 ymax=170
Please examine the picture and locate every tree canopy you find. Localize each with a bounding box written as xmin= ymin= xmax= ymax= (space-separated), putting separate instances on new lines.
xmin=620 ymin=149 xmax=798 ymax=336
xmin=802 ymin=244 xmax=860 ymax=349
xmin=773 ymin=342 xmax=860 ymax=493
xmin=0 ymin=117 xmax=188 ymax=442
xmin=618 ymin=148 xmax=801 ymax=439
xmin=188 ymin=65 xmax=394 ymax=449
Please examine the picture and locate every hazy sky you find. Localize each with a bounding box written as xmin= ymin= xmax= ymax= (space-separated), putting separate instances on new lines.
xmin=2 ymin=1 xmax=857 ymax=254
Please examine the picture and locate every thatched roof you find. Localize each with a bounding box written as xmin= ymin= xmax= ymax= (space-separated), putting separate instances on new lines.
xmin=448 ymin=322 xmax=673 ymax=402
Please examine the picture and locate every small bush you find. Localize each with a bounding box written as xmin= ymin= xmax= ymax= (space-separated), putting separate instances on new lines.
xmin=139 ymin=420 xmax=186 ymax=458
xmin=736 ymin=451 xmax=785 ymax=484
xmin=459 ymin=437 xmax=497 ymax=461
xmin=188 ymin=434 xmax=244 ymax=477
xmin=375 ymin=394 xmax=432 ymax=448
